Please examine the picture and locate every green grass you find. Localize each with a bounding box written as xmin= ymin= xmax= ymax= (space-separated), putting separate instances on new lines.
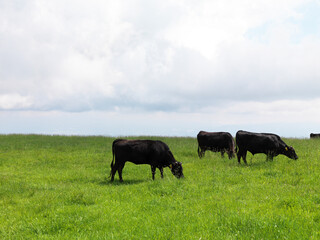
xmin=0 ymin=134 xmax=319 ymax=239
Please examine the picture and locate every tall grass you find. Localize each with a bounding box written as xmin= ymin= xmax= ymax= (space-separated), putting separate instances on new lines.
xmin=0 ymin=135 xmax=319 ymax=239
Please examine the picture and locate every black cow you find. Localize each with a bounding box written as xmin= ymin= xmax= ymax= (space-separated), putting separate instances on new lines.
xmin=310 ymin=133 xmax=320 ymax=139
xmin=236 ymin=130 xmax=298 ymax=164
xmin=110 ymin=139 xmax=184 ymax=182
xmin=197 ymin=131 xmax=235 ymax=159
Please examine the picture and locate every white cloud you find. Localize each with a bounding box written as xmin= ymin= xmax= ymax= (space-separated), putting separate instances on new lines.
xmin=163 ymin=0 xmax=310 ymax=59
xmin=0 ymin=0 xmax=320 ymax=136
xmin=0 ymin=94 xmax=33 ymax=110
xmin=208 ymin=98 xmax=320 ymax=125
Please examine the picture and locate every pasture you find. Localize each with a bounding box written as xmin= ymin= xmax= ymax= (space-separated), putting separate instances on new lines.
xmin=0 ymin=134 xmax=319 ymax=239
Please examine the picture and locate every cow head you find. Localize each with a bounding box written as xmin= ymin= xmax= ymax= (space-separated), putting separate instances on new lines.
xmin=284 ymin=146 xmax=298 ymax=160
xmin=169 ymin=162 xmax=184 ymax=178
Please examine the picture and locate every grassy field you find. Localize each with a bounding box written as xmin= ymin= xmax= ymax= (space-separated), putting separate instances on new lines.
xmin=0 ymin=134 xmax=319 ymax=239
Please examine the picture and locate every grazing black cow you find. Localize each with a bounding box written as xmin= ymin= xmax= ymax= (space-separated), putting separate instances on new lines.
xmin=310 ymin=133 xmax=320 ymax=139
xmin=110 ymin=139 xmax=184 ymax=182
xmin=197 ymin=131 xmax=235 ymax=159
xmin=236 ymin=130 xmax=298 ymax=164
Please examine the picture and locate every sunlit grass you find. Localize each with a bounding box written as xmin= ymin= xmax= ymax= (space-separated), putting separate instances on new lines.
xmin=0 ymin=135 xmax=319 ymax=239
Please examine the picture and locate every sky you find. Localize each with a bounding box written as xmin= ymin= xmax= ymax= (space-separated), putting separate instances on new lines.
xmin=1 ymin=0 xmax=320 ymax=138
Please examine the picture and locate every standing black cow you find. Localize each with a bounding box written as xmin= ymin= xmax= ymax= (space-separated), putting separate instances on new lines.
xmin=110 ymin=139 xmax=184 ymax=182
xmin=236 ymin=130 xmax=298 ymax=164
xmin=310 ymin=133 xmax=320 ymax=139
xmin=197 ymin=131 xmax=235 ymax=159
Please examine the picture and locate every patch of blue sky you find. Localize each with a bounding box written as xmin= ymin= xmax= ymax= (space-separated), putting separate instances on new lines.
xmin=245 ymin=1 xmax=320 ymax=44
xmin=244 ymin=21 xmax=272 ymax=44
xmin=290 ymin=1 xmax=320 ymax=42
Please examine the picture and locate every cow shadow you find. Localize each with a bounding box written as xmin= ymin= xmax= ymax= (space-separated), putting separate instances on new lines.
xmin=99 ymin=178 xmax=145 ymax=186
xmin=235 ymin=159 xmax=274 ymax=168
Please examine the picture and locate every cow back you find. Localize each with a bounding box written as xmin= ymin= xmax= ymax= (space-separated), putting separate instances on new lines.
xmin=236 ymin=130 xmax=281 ymax=155
xmin=113 ymin=139 xmax=174 ymax=166
xmin=310 ymin=133 xmax=320 ymax=138
xmin=197 ymin=131 xmax=234 ymax=149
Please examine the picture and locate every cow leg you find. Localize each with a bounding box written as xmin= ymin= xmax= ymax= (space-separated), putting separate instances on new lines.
xmin=110 ymin=167 xmax=117 ymax=182
xmin=221 ymin=150 xmax=225 ymax=158
xmin=198 ymin=146 xmax=202 ymax=158
xmin=243 ymin=151 xmax=248 ymax=164
xmin=266 ymin=154 xmax=274 ymax=161
xmin=238 ymin=149 xmax=247 ymax=164
xmin=118 ymin=163 xmax=125 ymax=182
xmin=151 ymin=166 xmax=156 ymax=180
xmin=110 ymin=162 xmax=118 ymax=182
xmin=159 ymin=167 xmax=164 ymax=178
xmin=237 ymin=149 xmax=242 ymax=163
xmin=199 ymin=147 xmax=205 ymax=158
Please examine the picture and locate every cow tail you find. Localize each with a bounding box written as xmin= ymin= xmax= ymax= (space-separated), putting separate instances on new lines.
xmin=197 ymin=145 xmax=200 ymax=158
xmin=235 ymin=134 xmax=240 ymax=154
xmin=111 ymin=147 xmax=115 ymax=168
xmin=109 ymin=141 xmax=116 ymax=178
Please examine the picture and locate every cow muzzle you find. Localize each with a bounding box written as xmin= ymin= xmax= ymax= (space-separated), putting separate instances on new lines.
xmin=178 ymin=174 xmax=184 ymax=179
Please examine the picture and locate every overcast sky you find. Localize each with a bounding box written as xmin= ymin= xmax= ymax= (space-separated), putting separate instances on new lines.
xmin=1 ymin=0 xmax=320 ymax=137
